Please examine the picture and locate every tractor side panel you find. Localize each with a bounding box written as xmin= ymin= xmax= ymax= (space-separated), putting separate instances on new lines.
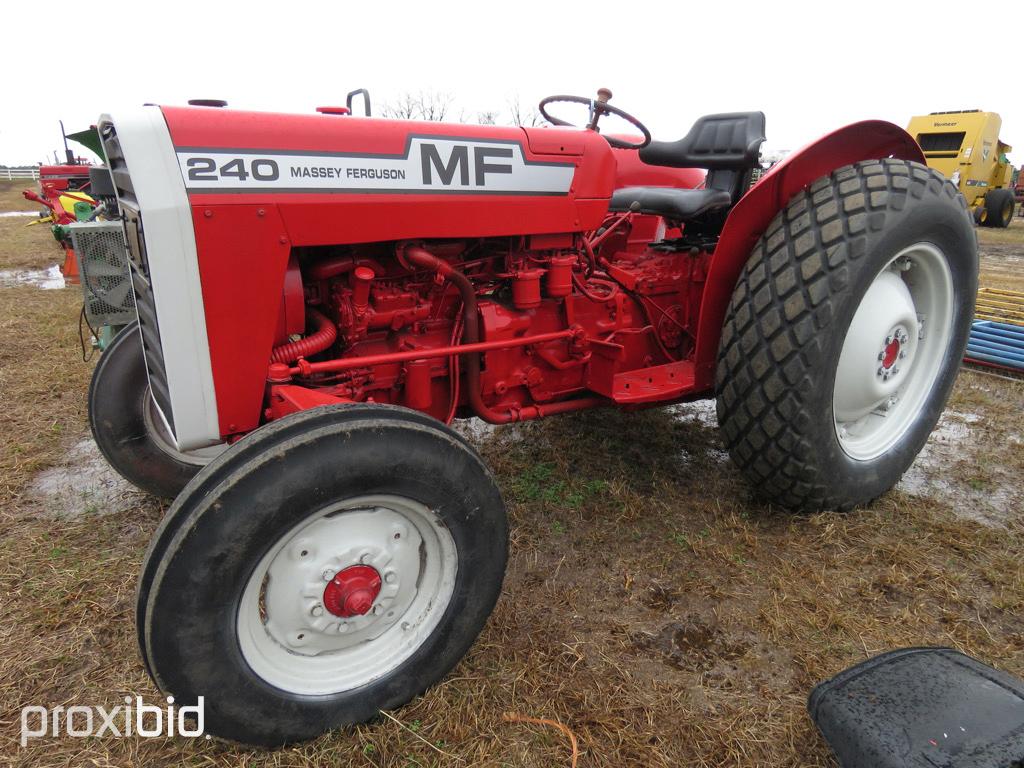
xmin=610 ymin=145 xmax=705 ymax=190
xmin=161 ymin=107 xmax=616 ymax=242
xmin=190 ymin=204 xmax=292 ymax=438
xmin=692 ymin=120 xmax=926 ymax=387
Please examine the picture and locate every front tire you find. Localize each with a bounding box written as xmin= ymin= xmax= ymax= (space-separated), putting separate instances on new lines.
xmin=716 ymin=159 xmax=976 ymax=512
xmin=88 ymin=322 xmax=211 ymax=498
xmin=136 ymin=404 xmax=508 ymax=746
xmin=982 ymin=188 xmax=1015 ymax=228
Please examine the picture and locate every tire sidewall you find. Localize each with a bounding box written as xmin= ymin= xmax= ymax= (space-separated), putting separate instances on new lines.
xmin=144 ymin=412 xmax=508 ymax=746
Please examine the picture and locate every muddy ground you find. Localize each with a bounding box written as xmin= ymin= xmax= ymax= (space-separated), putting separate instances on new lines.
xmin=0 ymin=180 xmax=1021 ymax=766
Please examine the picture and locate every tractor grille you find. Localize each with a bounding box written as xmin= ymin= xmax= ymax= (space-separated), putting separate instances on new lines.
xmin=68 ymin=221 xmax=136 ymax=328
xmin=100 ymin=123 xmax=175 ymax=432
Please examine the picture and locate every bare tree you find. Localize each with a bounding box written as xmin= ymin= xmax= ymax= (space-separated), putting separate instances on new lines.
xmin=381 ymin=92 xmax=420 ymax=120
xmin=382 ymin=91 xmax=454 ymax=122
xmin=475 ymin=110 xmax=499 ymax=125
xmin=507 ymin=96 xmax=544 ymax=128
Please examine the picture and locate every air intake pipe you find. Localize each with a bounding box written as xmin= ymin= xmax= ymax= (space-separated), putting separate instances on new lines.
xmin=270 ymin=308 xmax=337 ymax=363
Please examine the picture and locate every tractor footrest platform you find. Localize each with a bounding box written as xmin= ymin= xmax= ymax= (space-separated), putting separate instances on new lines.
xmin=607 ymin=361 xmax=695 ymax=404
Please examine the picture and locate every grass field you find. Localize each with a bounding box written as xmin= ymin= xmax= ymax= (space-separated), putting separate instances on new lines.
xmin=0 ymin=181 xmax=1021 ymax=767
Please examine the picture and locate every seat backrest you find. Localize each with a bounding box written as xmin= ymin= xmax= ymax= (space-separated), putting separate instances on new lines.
xmin=639 ymin=112 xmax=766 ymax=204
xmin=640 ymin=112 xmax=766 ymax=170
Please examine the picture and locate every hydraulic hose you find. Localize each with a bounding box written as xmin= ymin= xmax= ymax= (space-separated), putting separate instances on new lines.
xmin=271 ymin=307 xmax=337 ymax=363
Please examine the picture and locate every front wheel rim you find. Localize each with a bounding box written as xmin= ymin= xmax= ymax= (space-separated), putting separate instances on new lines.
xmin=833 ymin=243 xmax=954 ymax=461
xmin=237 ymin=494 xmax=458 ymax=695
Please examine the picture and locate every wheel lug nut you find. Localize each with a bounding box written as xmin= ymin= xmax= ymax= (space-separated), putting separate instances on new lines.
xmin=372 ymin=604 xmax=383 ymax=615
xmin=384 ymin=571 xmax=397 ymax=584
xmin=322 ymin=569 xmax=334 ymax=581
xmin=311 ymin=605 xmax=324 ymax=617
xmin=898 ymin=351 xmax=906 ymax=359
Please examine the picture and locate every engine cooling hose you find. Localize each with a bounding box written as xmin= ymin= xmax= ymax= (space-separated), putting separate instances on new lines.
xmin=271 ymin=307 xmax=337 ymax=363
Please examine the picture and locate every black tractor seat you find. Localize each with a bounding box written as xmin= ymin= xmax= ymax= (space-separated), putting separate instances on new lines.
xmin=610 ymin=186 xmax=731 ymax=220
xmin=609 ymin=111 xmax=766 ymax=224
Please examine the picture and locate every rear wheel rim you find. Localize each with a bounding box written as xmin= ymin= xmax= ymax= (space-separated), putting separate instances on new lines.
xmin=833 ymin=243 xmax=954 ymax=461
xmin=237 ymin=494 xmax=458 ymax=695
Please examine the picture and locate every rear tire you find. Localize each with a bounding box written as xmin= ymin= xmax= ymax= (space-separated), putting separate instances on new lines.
xmin=88 ymin=323 xmax=210 ymax=498
xmin=982 ymin=188 xmax=1015 ymax=228
xmin=136 ymin=404 xmax=508 ymax=746
xmin=716 ymin=159 xmax=976 ymax=512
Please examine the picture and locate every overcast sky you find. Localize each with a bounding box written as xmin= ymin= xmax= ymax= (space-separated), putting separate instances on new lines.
xmin=3 ymin=1 xmax=1022 ymax=166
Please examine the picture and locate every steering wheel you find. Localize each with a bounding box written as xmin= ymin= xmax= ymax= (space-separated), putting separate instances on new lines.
xmin=538 ymin=88 xmax=651 ymax=150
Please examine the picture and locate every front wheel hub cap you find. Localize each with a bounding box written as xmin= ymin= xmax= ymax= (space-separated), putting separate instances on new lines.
xmin=323 ymin=565 xmax=381 ymax=617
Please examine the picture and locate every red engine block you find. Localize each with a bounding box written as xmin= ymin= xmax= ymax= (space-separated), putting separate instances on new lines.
xmin=265 ymin=214 xmax=711 ymax=427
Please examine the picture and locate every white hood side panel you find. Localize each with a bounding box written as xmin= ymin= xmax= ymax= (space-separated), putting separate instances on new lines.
xmin=100 ymin=106 xmax=220 ymax=451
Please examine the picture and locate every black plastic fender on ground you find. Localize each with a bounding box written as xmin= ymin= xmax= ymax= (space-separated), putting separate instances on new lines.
xmin=135 ymin=403 xmax=508 ymax=746
xmin=809 ymin=647 xmax=1024 ymax=767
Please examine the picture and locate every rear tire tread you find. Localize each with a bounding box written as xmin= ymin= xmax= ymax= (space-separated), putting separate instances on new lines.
xmin=715 ymin=159 xmax=969 ymax=511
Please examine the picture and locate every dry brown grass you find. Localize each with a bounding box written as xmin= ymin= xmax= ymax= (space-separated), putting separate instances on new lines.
xmin=976 ymin=216 xmax=1024 ymax=247
xmin=0 ymin=178 xmax=65 ymax=272
xmin=1 ymin=389 xmax=1020 ymax=767
xmin=0 ymin=217 xmax=63 ymax=272
xmin=0 ymin=214 xmax=1021 ymax=767
xmin=0 ymin=179 xmax=41 ymax=212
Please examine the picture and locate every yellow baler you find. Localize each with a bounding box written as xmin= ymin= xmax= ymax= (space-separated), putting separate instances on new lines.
xmin=906 ymin=110 xmax=1016 ymax=227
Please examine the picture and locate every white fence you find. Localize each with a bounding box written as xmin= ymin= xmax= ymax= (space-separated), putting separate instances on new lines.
xmin=2 ymin=168 xmax=41 ymax=181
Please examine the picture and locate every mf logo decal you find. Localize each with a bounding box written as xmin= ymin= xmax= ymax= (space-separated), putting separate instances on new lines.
xmin=176 ymin=137 xmax=574 ymax=196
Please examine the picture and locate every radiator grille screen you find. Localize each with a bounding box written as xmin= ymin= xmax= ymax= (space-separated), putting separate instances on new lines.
xmin=69 ymin=221 xmax=136 ymax=327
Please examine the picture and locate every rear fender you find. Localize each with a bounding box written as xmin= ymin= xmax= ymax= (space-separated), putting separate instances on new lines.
xmin=692 ymin=120 xmax=925 ymax=389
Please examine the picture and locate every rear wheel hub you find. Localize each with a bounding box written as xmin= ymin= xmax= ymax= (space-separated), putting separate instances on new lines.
xmin=833 ymin=243 xmax=954 ymax=461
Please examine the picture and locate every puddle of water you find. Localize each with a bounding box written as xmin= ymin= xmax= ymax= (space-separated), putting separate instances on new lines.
xmin=0 ymin=210 xmax=40 ymax=218
xmin=451 ymin=417 xmax=500 ymax=444
xmin=898 ymin=410 xmax=1019 ymax=527
xmin=0 ymin=264 xmax=65 ymax=289
xmin=670 ymin=399 xmax=718 ymax=428
xmin=450 ymin=417 xmax=529 ymax=450
xmin=30 ymin=439 xmax=142 ymax=518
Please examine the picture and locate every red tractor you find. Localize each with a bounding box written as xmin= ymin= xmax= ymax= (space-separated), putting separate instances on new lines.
xmin=88 ymin=90 xmax=976 ymax=746
xmin=22 ymin=164 xmax=96 ymax=282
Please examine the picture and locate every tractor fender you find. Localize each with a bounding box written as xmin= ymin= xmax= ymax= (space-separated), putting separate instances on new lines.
xmin=692 ymin=120 xmax=925 ymax=388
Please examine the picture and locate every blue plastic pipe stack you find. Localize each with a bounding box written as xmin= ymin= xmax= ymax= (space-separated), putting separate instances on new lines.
xmin=965 ymin=320 xmax=1024 ymax=372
